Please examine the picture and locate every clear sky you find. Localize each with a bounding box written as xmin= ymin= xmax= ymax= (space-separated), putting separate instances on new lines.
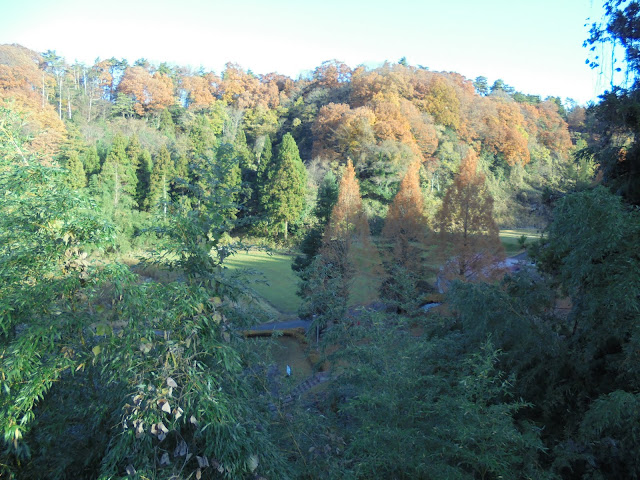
xmin=0 ymin=0 xmax=610 ymax=104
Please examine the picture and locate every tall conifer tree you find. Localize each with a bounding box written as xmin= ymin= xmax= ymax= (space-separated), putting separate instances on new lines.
xmin=323 ymin=160 xmax=370 ymax=246
xmin=136 ymin=149 xmax=153 ymax=209
xmin=126 ymin=135 xmax=141 ymax=170
xmin=97 ymin=134 xmax=138 ymax=212
xmin=146 ymin=145 xmax=174 ymax=217
xmin=81 ymin=145 xmax=100 ymax=178
xmin=382 ymin=160 xmax=427 ymax=268
xmin=381 ymin=160 xmax=429 ymax=310
xmin=256 ymin=134 xmax=272 ymax=185
xmin=65 ymin=151 xmax=87 ymax=189
xmin=436 ymin=150 xmax=504 ymax=288
xmin=261 ymin=133 xmax=306 ymax=240
xmin=319 ymin=160 xmax=371 ymax=296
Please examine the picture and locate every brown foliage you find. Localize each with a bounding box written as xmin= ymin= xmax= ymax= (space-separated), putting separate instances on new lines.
xmin=535 ymin=100 xmax=572 ymax=155
xmin=312 ymin=60 xmax=352 ymax=89
xmin=118 ymin=67 xmax=174 ymax=115
xmin=217 ymin=63 xmax=280 ymax=109
xmin=312 ymin=102 xmax=352 ymax=160
xmin=382 ymin=160 xmax=427 ymax=269
xmin=435 ymin=150 xmax=504 ymax=288
xmin=400 ymin=99 xmax=438 ymax=158
xmin=422 ymin=76 xmax=461 ymax=130
xmin=93 ymin=59 xmax=115 ymax=95
xmin=0 ymin=45 xmax=66 ymax=159
xmin=316 ymin=66 xmax=439 ymax=164
xmin=180 ymin=73 xmax=218 ymax=109
xmin=320 ymin=160 xmax=371 ymax=285
xmin=312 ymin=103 xmax=378 ymax=162
xmin=472 ymin=99 xmax=531 ymax=166
xmin=323 ymin=160 xmax=370 ymax=244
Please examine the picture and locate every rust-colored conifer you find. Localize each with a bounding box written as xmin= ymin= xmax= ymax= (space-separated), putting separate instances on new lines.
xmin=382 ymin=160 xmax=427 ymax=269
xmin=320 ymin=160 xmax=371 ymax=294
xmin=323 ymin=160 xmax=370 ymax=246
xmin=435 ymin=150 xmax=504 ymax=289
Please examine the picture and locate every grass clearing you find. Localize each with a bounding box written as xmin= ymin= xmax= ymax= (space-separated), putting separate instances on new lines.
xmin=500 ymin=228 xmax=542 ymax=256
xmin=225 ymin=250 xmax=302 ymax=316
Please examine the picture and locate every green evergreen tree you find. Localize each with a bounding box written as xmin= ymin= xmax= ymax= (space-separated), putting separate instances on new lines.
xmin=256 ymin=134 xmax=272 ymax=184
xmin=473 ymin=75 xmax=489 ymax=96
xmin=261 ymin=133 xmax=307 ymax=240
xmin=315 ymin=169 xmax=339 ymax=223
xmin=235 ymin=128 xmax=255 ymax=172
xmin=189 ymin=115 xmax=217 ymax=159
xmin=214 ymin=143 xmax=242 ymax=221
xmin=126 ymin=135 xmax=142 ymax=170
xmin=136 ymin=149 xmax=153 ymax=209
xmin=255 ymin=135 xmax=273 ymax=216
xmin=158 ymin=107 xmax=175 ymax=136
xmin=235 ymin=129 xmax=257 ymax=216
xmin=171 ymin=153 xmax=190 ymax=199
xmin=65 ymin=151 xmax=87 ymax=189
xmin=292 ymin=170 xmax=339 ymax=273
xmin=96 ymin=134 xmax=138 ymax=213
xmin=112 ymin=92 xmax=134 ymax=118
xmin=146 ymin=145 xmax=174 ymax=217
xmin=81 ymin=145 xmax=101 ymax=177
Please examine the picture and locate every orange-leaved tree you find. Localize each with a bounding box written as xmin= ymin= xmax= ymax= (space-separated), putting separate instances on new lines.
xmin=320 ymin=159 xmax=371 ymax=294
xmin=380 ymin=160 xmax=431 ymax=310
xmin=382 ymin=160 xmax=427 ymax=268
xmin=323 ymin=160 xmax=370 ymax=247
xmin=435 ymin=149 xmax=504 ymax=290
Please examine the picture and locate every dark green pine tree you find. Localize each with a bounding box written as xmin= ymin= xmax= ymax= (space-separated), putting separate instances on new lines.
xmin=65 ymin=151 xmax=87 ymax=189
xmin=261 ymin=133 xmax=307 ymax=241
xmin=315 ymin=170 xmax=339 ymax=223
xmin=126 ymin=135 xmax=142 ymax=171
xmin=136 ymin=149 xmax=153 ymax=210
xmin=146 ymin=145 xmax=174 ymax=217
xmin=213 ymin=143 xmax=242 ymax=221
xmin=158 ymin=108 xmax=175 ymax=137
xmin=96 ymin=134 xmax=138 ymax=213
xmin=171 ymin=153 xmax=190 ymax=200
xmin=81 ymin=145 xmax=101 ymax=178
xmin=235 ymin=129 xmax=255 ymax=172
xmin=292 ymin=169 xmax=338 ymax=272
xmin=234 ymin=129 xmax=256 ymax=217
xmin=189 ymin=115 xmax=217 ymax=160
xmin=256 ymin=134 xmax=272 ymax=195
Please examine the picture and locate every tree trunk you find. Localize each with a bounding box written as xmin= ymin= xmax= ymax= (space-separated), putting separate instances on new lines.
xmin=284 ymin=220 xmax=288 ymax=242
xmin=162 ymin=173 xmax=167 ymax=219
xmin=67 ymin=88 xmax=72 ymax=119
xmin=58 ymin=75 xmax=63 ymax=120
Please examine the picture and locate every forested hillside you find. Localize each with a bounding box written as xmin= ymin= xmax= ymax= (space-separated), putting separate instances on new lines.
xmin=1 ymin=7 xmax=638 ymax=476
xmin=0 ymin=43 xmax=584 ymax=241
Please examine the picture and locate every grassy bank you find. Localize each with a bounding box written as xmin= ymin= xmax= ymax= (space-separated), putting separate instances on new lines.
xmin=499 ymin=228 xmax=542 ymax=256
xmin=225 ymin=250 xmax=302 ymax=315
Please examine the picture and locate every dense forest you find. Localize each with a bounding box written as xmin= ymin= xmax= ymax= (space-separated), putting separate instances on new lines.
xmin=1 ymin=2 xmax=639 ymax=478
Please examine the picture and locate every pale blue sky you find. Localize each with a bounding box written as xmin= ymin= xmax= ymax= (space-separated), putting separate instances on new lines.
xmin=0 ymin=0 xmax=610 ymax=104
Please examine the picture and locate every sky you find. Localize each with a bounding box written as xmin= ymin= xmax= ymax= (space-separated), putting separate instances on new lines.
xmin=0 ymin=0 xmax=612 ymax=105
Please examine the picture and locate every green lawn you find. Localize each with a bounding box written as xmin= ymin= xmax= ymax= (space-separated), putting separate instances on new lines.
xmin=499 ymin=228 xmax=542 ymax=256
xmin=223 ymin=229 xmax=534 ymax=316
xmin=225 ymin=250 xmax=302 ymax=315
